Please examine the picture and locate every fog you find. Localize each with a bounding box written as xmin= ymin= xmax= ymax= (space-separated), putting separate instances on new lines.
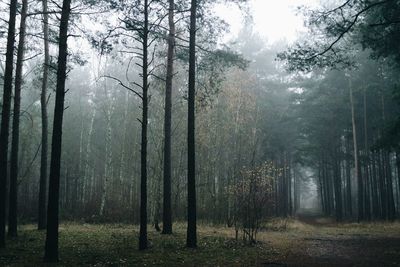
xmin=0 ymin=0 xmax=400 ymax=265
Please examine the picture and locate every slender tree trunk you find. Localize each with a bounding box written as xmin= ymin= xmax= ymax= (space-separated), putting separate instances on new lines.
xmin=162 ymin=0 xmax=175 ymax=235
xmin=83 ymin=107 xmax=96 ymax=205
xmin=363 ymin=89 xmax=371 ymax=220
xmin=119 ymin=92 xmax=129 ymax=202
xmin=44 ymin=0 xmax=71 ymax=261
xmin=187 ymin=0 xmax=197 ymax=248
xmin=345 ymin=133 xmax=352 ymax=217
xmin=378 ymin=148 xmax=387 ymax=219
xmin=139 ymin=0 xmax=149 ymax=250
xmin=8 ymin=0 xmax=28 ymax=238
xmin=371 ymin=144 xmax=379 ymax=219
xmin=38 ymin=0 xmax=50 ymax=231
xmin=99 ymin=105 xmax=112 ymax=216
xmin=349 ymin=79 xmax=363 ymax=221
xmin=0 ymin=0 xmax=18 ymax=248
xmin=333 ymin=148 xmax=343 ymax=222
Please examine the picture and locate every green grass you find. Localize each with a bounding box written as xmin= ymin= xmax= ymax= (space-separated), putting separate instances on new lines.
xmin=0 ymin=223 xmax=269 ymax=266
xmin=2 ymin=219 xmax=399 ymax=266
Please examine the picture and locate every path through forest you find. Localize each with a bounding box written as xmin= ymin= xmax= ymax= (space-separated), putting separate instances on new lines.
xmin=261 ymin=210 xmax=400 ymax=267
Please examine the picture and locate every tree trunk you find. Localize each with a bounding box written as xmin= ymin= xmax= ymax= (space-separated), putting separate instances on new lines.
xmin=363 ymin=89 xmax=371 ymax=220
xmin=139 ymin=0 xmax=149 ymax=251
xmin=8 ymin=0 xmax=28 ymax=238
xmin=44 ymin=0 xmax=71 ymax=261
xmin=349 ymin=79 xmax=363 ymax=221
xmin=38 ymin=0 xmax=50 ymax=231
xmin=187 ymin=0 xmax=197 ymax=248
xmin=119 ymin=92 xmax=129 ymax=202
xmin=99 ymin=104 xmax=112 ymax=216
xmin=162 ymin=0 xmax=175 ymax=235
xmin=83 ymin=107 xmax=96 ymax=205
xmin=333 ymin=149 xmax=343 ymax=222
xmin=0 ymin=0 xmax=18 ymax=248
xmin=345 ymin=133 xmax=352 ymax=217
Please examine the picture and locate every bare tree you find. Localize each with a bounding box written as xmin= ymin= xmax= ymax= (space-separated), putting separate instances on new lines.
xmin=187 ymin=0 xmax=197 ymax=248
xmin=162 ymin=0 xmax=175 ymax=235
xmin=8 ymin=0 xmax=28 ymax=238
xmin=0 ymin=0 xmax=18 ymax=248
xmin=44 ymin=0 xmax=72 ymax=261
xmin=38 ymin=0 xmax=50 ymax=231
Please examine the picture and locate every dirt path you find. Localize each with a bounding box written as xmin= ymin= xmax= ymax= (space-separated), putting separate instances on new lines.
xmin=259 ymin=212 xmax=400 ymax=267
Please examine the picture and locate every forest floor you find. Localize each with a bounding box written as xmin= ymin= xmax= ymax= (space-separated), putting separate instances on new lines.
xmin=0 ymin=213 xmax=400 ymax=266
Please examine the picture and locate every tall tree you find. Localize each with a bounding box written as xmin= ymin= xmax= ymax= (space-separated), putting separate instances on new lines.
xmin=162 ymin=0 xmax=175 ymax=235
xmin=8 ymin=0 xmax=28 ymax=238
xmin=187 ymin=0 xmax=197 ymax=248
xmin=44 ymin=0 xmax=72 ymax=261
xmin=0 ymin=0 xmax=18 ymax=248
xmin=38 ymin=0 xmax=50 ymax=231
xmin=139 ymin=0 xmax=150 ymax=250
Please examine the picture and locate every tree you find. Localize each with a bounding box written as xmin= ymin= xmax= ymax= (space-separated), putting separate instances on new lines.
xmin=8 ymin=0 xmax=28 ymax=238
xmin=38 ymin=0 xmax=50 ymax=231
xmin=0 ymin=0 xmax=18 ymax=248
xmin=138 ymin=0 xmax=150 ymax=250
xmin=162 ymin=0 xmax=175 ymax=235
xmin=187 ymin=0 xmax=197 ymax=248
xmin=44 ymin=0 xmax=72 ymax=261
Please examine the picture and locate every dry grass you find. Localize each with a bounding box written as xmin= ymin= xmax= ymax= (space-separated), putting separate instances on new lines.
xmin=0 ymin=223 xmax=269 ymax=266
xmin=1 ymin=219 xmax=399 ymax=266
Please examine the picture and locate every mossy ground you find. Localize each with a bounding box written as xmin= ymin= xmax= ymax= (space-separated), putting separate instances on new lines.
xmin=0 ymin=223 xmax=270 ymax=266
xmin=1 ymin=218 xmax=400 ymax=266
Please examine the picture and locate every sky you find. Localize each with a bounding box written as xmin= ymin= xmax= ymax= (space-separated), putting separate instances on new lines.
xmin=217 ymin=0 xmax=319 ymax=44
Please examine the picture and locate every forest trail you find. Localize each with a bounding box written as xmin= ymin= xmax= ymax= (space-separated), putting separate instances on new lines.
xmin=296 ymin=209 xmax=336 ymax=226
xmin=260 ymin=213 xmax=400 ymax=267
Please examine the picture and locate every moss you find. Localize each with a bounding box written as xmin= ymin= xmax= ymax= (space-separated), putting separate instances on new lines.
xmin=0 ymin=223 xmax=269 ymax=266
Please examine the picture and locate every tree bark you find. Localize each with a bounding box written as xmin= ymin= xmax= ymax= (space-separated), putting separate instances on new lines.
xmin=44 ymin=0 xmax=71 ymax=261
xmin=0 ymin=0 xmax=18 ymax=248
xmin=162 ymin=0 xmax=175 ymax=235
xmin=38 ymin=0 xmax=50 ymax=231
xmin=187 ymin=0 xmax=197 ymax=248
xmin=139 ymin=0 xmax=149 ymax=251
xmin=8 ymin=0 xmax=28 ymax=238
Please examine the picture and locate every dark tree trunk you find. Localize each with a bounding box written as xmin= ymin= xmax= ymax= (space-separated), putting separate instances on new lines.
xmin=38 ymin=0 xmax=50 ymax=231
xmin=162 ymin=0 xmax=175 ymax=235
xmin=139 ymin=0 xmax=149 ymax=251
xmin=333 ymin=149 xmax=342 ymax=222
xmin=8 ymin=0 xmax=28 ymax=238
xmin=371 ymin=146 xmax=379 ymax=219
xmin=0 ymin=0 xmax=18 ymax=249
xmin=187 ymin=0 xmax=197 ymax=248
xmin=44 ymin=0 xmax=71 ymax=261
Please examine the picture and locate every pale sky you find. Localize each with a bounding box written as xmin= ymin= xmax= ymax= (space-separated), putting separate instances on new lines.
xmin=216 ymin=0 xmax=319 ymax=44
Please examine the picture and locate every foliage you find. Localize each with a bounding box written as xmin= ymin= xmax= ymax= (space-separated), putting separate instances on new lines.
xmin=232 ymin=162 xmax=278 ymax=244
